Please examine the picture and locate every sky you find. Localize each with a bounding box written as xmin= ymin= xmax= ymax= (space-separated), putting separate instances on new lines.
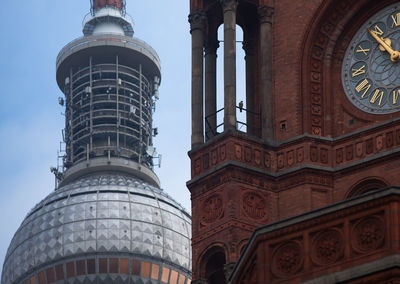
xmin=0 ymin=0 xmax=247 ymax=276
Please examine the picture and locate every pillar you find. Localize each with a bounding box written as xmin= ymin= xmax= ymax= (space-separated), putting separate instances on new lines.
xmin=189 ymin=11 xmax=206 ymax=148
xmin=258 ymin=6 xmax=274 ymax=141
xmin=243 ymin=38 xmax=256 ymax=136
xmin=205 ymin=38 xmax=219 ymax=139
xmin=220 ymin=0 xmax=238 ymax=132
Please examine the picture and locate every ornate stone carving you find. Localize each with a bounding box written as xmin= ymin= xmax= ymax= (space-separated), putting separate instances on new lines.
xmin=219 ymin=0 xmax=238 ymax=12
xmin=386 ymin=131 xmax=394 ymax=147
xmin=352 ymin=216 xmax=385 ymax=252
xmin=277 ymin=153 xmax=284 ymax=169
xmin=204 ymin=38 xmax=219 ymax=55
xmin=336 ymin=148 xmax=343 ymax=164
xmin=376 ymin=135 xmax=384 ymax=151
xmin=287 ymin=150 xmax=294 ymax=166
xmin=242 ymin=192 xmax=267 ymax=220
xmin=200 ymin=195 xmax=224 ymax=226
xmin=312 ymin=229 xmax=344 ymax=265
xmin=220 ymin=144 xmax=226 ymax=161
xmin=310 ymin=146 xmax=318 ymax=162
xmin=345 ymin=145 xmax=353 ymax=161
xmin=235 ymin=144 xmax=242 ymax=160
xmin=211 ymin=148 xmax=218 ymax=165
xmin=356 ymin=142 xmax=363 ymax=157
xmin=188 ymin=11 xmax=206 ymax=32
xmin=244 ymin=146 xmax=252 ymax=162
xmin=272 ymin=241 xmax=303 ymax=277
xmin=254 ymin=150 xmax=261 ymax=165
xmin=297 ymin=147 xmax=304 ymax=162
xmin=257 ymin=5 xmax=274 ymax=24
xmin=242 ymin=38 xmax=256 ymax=56
xmin=194 ymin=158 xmax=201 ymax=175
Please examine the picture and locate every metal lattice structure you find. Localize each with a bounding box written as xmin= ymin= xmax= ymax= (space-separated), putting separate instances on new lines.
xmin=56 ymin=9 xmax=161 ymax=187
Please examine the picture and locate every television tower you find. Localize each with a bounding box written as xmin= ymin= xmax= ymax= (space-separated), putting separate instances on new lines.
xmin=56 ymin=0 xmax=161 ymax=188
xmin=2 ymin=1 xmax=192 ymax=283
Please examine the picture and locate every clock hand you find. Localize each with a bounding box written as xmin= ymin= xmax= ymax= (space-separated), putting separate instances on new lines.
xmin=368 ymin=28 xmax=400 ymax=62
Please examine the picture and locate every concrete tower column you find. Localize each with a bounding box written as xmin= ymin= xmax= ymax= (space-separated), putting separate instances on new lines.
xmin=205 ymin=38 xmax=219 ymax=139
xmin=220 ymin=0 xmax=238 ymax=132
xmin=258 ymin=5 xmax=274 ymax=141
xmin=243 ymin=38 xmax=256 ymax=136
xmin=189 ymin=11 xmax=206 ymax=148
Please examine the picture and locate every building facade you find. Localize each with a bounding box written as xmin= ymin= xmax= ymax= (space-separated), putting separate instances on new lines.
xmin=187 ymin=0 xmax=400 ymax=283
xmin=2 ymin=1 xmax=192 ymax=283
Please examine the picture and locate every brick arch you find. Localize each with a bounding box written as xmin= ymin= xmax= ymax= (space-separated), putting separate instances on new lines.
xmin=238 ymin=238 xmax=249 ymax=257
xmin=301 ymin=0 xmax=398 ymax=138
xmin=197 ymin=242 xmax=229 ymax=281
xmin=346 ymin=177 xmax=389 ymax=198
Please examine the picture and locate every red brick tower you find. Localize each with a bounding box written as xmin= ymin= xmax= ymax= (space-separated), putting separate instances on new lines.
xmin=188 ymin=0 xmax=400 ymax=283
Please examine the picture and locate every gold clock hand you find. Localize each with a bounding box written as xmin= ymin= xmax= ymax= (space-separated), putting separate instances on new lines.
xmin=368 ymin=28 xmax=400 ymax=62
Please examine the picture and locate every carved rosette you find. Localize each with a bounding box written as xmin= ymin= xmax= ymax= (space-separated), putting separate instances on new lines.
xmin=272 ymin=241 xmax=303 ymax=277
xmin=200 ymin=194 xmax=224 ymax=226
xmin=352 ymin=216 xmax=385 ymax=252
xmin=242 ymin=192 xmax=267 ymax=221
xmin=311 ymin=229 xmax=344 ymax=265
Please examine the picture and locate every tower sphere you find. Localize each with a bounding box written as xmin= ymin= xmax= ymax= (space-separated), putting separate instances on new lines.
xmin=1 ymin=1 xmax=191 ymax=283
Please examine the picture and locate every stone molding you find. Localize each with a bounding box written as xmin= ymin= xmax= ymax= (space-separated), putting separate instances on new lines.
xmin=257 ymin=5 xmax=274 ymax=24
xmin=229 ymin=188 xmax=400 ymax=283
xmin=219 ymin=0 xmax=238 ymax=12
xmin=189 ymin=11 xmax=206 ymax=32
xmin=188 ymin=121 xmax=400 ymax=181
xmin=204 ymin=38 xmax=220 ymax=55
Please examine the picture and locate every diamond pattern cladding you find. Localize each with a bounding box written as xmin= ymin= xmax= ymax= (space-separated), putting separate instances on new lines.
xmin=2 ymin=173 xmax=191 ymax=284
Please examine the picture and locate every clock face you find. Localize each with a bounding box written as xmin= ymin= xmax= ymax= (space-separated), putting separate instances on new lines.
xmin=342 ymin=3 xmax=400 ymax=114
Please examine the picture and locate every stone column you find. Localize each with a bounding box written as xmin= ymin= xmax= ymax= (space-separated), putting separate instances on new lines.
xmin=243 ymin=38 xmax=256 ymax=136
xmin=258 ymin=6 xmax=274 ymax=141
xmin=205 ymin=38 xmax=219 ymax=140
xmin=220 ymin=0 xmax=238 ymax=132
xmin=189 ymin=11 xmax=206 ymax=148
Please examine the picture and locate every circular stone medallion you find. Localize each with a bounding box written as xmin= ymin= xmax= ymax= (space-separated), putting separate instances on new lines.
xmin=312 ymin=229 xmax=344 ymax=265
xmin=352 ymin=216 xmax=385 ymax=252
xmin=271 ymin=241 xmax=303 ymax=277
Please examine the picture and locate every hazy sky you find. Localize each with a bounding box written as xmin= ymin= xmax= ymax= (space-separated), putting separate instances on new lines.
xmin=0 ymin=0 xmax=246 ymax=275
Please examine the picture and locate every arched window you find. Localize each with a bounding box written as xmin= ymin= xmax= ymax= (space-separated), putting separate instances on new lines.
xmin=216 ymin=24 xmax=246 ymax=133
xmin=346 ymin=178 xmax=388 ymax=199
xmin=201 ymin=246 xmax=227 ymax=283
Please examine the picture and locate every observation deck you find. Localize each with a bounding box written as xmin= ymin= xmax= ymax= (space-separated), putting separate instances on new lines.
xmin=56 ymin=33 xmax=161 ymax=188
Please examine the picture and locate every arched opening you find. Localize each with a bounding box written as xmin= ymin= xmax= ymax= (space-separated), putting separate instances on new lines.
xmin=346 ymin=178 xmax=388 ymax=198
xmin=201 ymin=246 xmax=227 ymax=284
xmin=216 ymin=24 xmax=246 ymax=133
xmin=205 ymin=250 xmax=226 ymax=283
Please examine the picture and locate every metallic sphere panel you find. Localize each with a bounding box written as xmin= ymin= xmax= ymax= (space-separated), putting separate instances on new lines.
xmin=1 ymin=174 xmax=191 ymax=284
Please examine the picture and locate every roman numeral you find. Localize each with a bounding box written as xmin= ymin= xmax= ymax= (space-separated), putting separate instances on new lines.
xmin=370 ymin=89 xmax=385 ymax=106
xmin=392 ymin=13 xmax=400 ymax=28
xmin=355 ymin=79 xmax=371 ymax=98
xmin=352 ymin=64 xmax=366 ymax=77
xmin=370 ymin=25 xmax=384 ymax=36
xmin=393 ymin=89 xmax=400 ymax=104
xmin=356 ymin=45 xmax=370 ymax=56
